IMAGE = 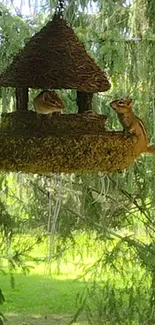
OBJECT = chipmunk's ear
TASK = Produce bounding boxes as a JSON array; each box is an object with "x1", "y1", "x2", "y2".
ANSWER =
[
  {"x1": 43, "y1": 92, "x2": 50, "y2": 102},
  {"x1": 126, "y1": 98, "x2": 132, "y2": 106}
]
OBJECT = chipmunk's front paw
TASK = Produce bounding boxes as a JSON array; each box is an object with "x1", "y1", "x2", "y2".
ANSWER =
[
  {"x1": 83, "y1": 110, "x2": 97, "y2": 115},
  {"x1": 82, "y1": 110, "x2": 100, "y2": 120}
]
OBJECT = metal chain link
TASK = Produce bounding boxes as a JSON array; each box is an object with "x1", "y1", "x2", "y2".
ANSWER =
[{"x1": 55, "y1": 0, "x2": 65, "y2": 18}]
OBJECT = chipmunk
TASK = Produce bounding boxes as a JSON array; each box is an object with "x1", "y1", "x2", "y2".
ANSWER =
[
  {"x1": 110, "y1": 98, "x2": 155, "y2": 154},
  {"x1": 33, "y1": 90, "x2": 64, "y2": 115}
]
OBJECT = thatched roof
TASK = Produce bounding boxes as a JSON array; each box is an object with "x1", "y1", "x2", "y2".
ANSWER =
[{"x1": 0, "y1": 15, "x2": 110, "y2": 92}]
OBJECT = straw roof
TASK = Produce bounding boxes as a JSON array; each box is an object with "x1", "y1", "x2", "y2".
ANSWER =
[{"x1": 0, "y1": 15, "x2": 110, "y2": 92}]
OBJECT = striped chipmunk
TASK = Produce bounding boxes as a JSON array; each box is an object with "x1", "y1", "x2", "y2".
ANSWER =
[
  {"x1": 110, "y1": 98, "x2": 155, "y2": 154},
  {"x1": 33, "y1": 90, "x2": 64, "y2": 115}
]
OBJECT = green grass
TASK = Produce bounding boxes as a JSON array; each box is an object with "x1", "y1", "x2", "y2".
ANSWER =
[
  {"x1": 0, "y1": 273, "x2": 90, "y2": 325},
  {"x1": 0, "y1": 267, "x2": 151, "y2": 325},
  {"x1": 1, "y1": 273, "x2": 86, "y2": 315},
  {"x1": 0, "y1": 233, "x2": 153, "y2": 325}
]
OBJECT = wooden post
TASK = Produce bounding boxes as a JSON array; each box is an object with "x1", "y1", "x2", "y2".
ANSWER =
[
  {"x1": 15, "y1": 87, "x2": 28, "y2": 111},
  {"x1": 77, "y1": 92, "x2": 93, "y2": 113}
]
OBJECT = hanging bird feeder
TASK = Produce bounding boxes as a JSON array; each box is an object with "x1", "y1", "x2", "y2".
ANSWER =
[
  {"x1": 0, "y1": 1, "x2": 142, "y2": 173},
  {"x1": 0, "y1": 6, "x2": 110, "y2": 111}
]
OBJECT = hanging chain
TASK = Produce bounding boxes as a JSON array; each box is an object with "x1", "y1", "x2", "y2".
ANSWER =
[{"x1": 55, "y1": 0, "x2": 65, "y2": 18}]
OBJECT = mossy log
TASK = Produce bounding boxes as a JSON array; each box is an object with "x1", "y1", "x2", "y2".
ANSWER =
[{"x1": 0, "y1": 111, "x2": 142, "y2": 173}]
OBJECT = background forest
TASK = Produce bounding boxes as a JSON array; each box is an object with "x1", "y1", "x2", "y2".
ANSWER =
[{"x1": 1, "y1": 0, "x2": 155, "y2": 324}]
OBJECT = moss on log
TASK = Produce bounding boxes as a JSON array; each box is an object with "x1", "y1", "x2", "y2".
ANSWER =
[{"x1": 0, "y1": 111, "x2": 142, "y2": 173}]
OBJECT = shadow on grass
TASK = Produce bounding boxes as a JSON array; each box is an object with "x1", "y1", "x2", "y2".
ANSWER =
[{"x1": 4, "y1": 313, "x2": 89, "y2": 325}]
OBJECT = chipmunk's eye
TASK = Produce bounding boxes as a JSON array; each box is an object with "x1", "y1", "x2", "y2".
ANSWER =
[{"x1": 44, "y1": 93, "x2": 52, "y2": 102}]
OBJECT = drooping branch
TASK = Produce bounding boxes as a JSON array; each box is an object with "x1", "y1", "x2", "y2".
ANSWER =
[{"x1": 0, "y1": 111, "x2": 143, "y2": 174}]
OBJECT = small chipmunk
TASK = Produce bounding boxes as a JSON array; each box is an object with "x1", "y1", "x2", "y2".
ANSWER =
[
  {"x1": 33, "y1": 90, "x2": 64, "y2": 115},
  {"x1": 110, "y1": 98, "x2": 155, "y2": 154}
]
